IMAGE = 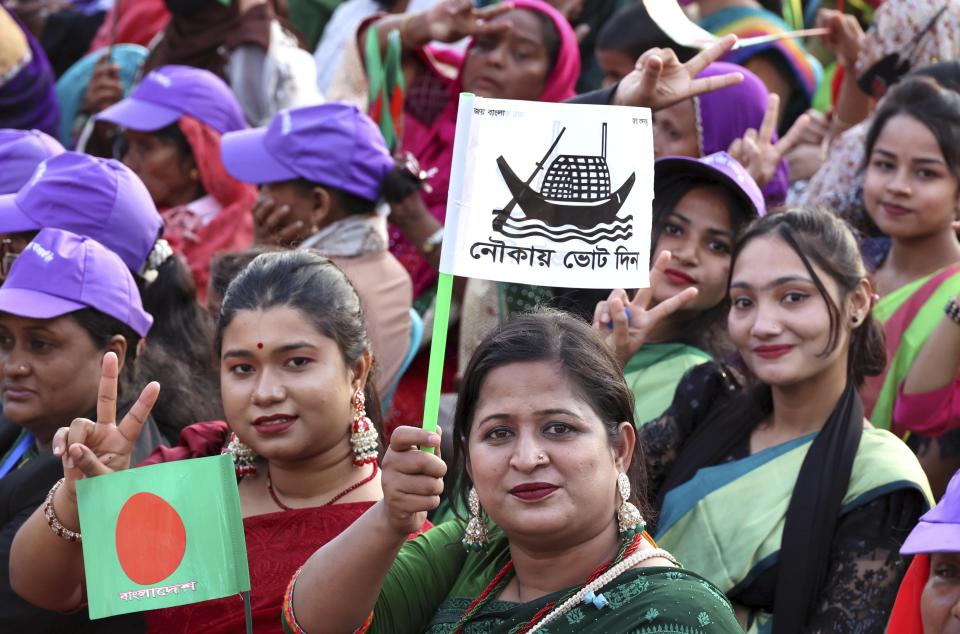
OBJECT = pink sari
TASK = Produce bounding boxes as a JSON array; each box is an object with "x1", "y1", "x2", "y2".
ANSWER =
[{"x1": 391, "y1": 0, "x2": 581, "y2": 298}]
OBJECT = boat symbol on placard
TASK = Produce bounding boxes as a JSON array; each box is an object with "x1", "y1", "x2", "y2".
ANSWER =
[{"x1": 492, "y1": 123, "x2": 635, "y2": 244}]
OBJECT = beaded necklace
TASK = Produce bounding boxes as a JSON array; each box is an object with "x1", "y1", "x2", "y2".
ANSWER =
[
  {"x1": 452, "y1": 532, "x2": 667, "y2": 634},
  {"x1": 267, "y1": 462, "x2": 379, "y2": 511}
]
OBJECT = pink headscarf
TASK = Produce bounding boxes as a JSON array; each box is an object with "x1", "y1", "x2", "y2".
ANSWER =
[{"x1": 393, "y1": 0, "x2": 581, "y2": 297}]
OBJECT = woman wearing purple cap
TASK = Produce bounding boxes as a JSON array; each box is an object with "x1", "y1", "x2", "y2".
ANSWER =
[
  {"x1": 95, "y1": 65, "x2": 257, "y2": 300},
  {"x1": 652, "y1": 62, "x2": 809, "y2": 209},
  {"x1": 634, "y1": 209, "x2": 932, "y2": 631},
  {"x1": 593, "y1": 151, "x2": 764, "y2": 424},
  {"x1": 11, "y1": 250, "x2": 428, "y2": 634},
  {"x1": 0, "y1": 152, "x2": 223, "y2": 445},
  {"x1": 220, "y1": 102, "x2": 416, "y2": 396},
  {"x1": 0, "y1": 228, "x2": 161, "y2": 632},
  {"x1": 888, "y1": 469, "x2": 960, "y2": 632}
]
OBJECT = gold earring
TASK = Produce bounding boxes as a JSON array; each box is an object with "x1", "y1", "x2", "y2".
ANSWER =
[
  {"x1": 462, "y1": 488, "x2": 489, "y2": 551},
  {"x1": 617, "y1": 472, "x2": 645, "y2": 540},
  {"x1": 349, "y1": 389, "x2": 378, "y2": 467},
  {"x1": 223, "y1": 432, "x2": 257, "y2": 477}
]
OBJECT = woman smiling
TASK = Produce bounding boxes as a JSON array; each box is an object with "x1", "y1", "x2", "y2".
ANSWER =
[{"x1": 284, "y1": 311, "x2": 742, "y2": 633}]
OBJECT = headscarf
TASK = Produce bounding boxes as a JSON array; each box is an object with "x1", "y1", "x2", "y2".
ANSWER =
[
  {"x1": 88, "y1": 0, "x2": 171, "y2": 52},
  {"x1": 693, "y1": 62, "x2": 790, "y2": 207},
  {"x1": 0, "y1": 5, "x2": 60, "y2": 138},
  {"x1": 143, "y1": 0, "x2": 271, "y2": 80},
  {"x1": 161, "y1": 115, "x2": 256, "y2": 301},
  {"x1": 854, "y1": 0, "x2": 960, "y2": 79},
  {"x1": 801, "y1": 58, "x2": 960, "y2": 232},
  {"x1": 394, "y1": 0, "x2": 581, "y2": 297}
]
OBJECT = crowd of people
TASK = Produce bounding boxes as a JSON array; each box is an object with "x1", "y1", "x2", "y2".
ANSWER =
[{"x1": 0, "y1": 0, "x2": 959, "y2": 631}]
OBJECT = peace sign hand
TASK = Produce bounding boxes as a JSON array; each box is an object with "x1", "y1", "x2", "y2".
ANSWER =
[
  {"x1": 593, "y1": 251, "x2": 699, "y2": 368},
  {"x1": 424, "y1": 0, "x2": 513, "y2": 44},
  {"x1": 51, "y1": 352, "x2": 160, "y2": 492},
  {"x1": 727, "y1": 93, "x2": 810, "y2": 190},
  {"x1": 613, "y1": 35, "x2": 743, "y2": 111}
]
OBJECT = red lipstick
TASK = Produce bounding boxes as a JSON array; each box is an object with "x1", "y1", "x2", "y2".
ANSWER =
[
  {"x1": 251, "y1": 413, "x2": 297, "y2": 435},
  {"x1": 664, "y1": 268, "x2": 696, "y2": 286},
  {"x1": 753, "y1": 345, "x2": 795, "y2": 360},
  {"x1": 509, "y1": 482, "x2": 560, "y2": 501}
]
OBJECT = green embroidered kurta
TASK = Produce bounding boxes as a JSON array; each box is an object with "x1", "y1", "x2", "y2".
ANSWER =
[{"x1": 367, "y1": 521, "x2": 743, "y2": 633}]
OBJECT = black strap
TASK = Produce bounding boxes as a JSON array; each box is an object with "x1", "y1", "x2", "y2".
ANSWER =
[{"x1": 772, "y1": 383, "x2": 863, "y2": 632}]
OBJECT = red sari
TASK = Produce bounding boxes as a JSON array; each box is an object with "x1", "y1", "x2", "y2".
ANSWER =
[
  {"x1": 146, "y1": 503, "x2": 376, "y2": 633},
  {"x1": 138, "y1": 422, "x2": 428, "y2": 633}
]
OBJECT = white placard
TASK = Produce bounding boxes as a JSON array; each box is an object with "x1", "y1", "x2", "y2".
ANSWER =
[{"x1": 439, "y1": 95, "x2": 653, "y2": 289}]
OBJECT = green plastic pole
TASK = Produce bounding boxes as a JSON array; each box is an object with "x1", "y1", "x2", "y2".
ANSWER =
[{"x1": 420, "y1": 272, "x2": 454, "y2": 453}]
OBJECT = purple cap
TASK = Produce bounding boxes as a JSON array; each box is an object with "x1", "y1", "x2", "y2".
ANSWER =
[
  {"x1": 655, "y1": 152, "x2": 766, "y2": 218},
  {"x1": 220, "y1": 103, "x2": 394, "y2": 202},
  {"x1": 0, "y1": 129, "x2": 64, "y2": 195},
  {"x1": 901, "y1": 470, "x2": 960, "y2": 555},
  {"x1": 0, "y1": 152, "x2": 163, "y2": 273},
  {"x1": 0, "y1": 228, "x2": 152, "y2": 337},
  {"x1": 96, "y1": 65, "x2": 247, "y2": 135}
]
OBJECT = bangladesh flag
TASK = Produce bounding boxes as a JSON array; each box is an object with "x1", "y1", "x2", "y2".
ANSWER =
[{"x1": 76, "y1": 454, "x2": 250, "y2": 621}]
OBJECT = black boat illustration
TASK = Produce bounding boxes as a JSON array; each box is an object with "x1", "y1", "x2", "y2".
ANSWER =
[{"x1": 492, "y1": 123, "x2": 636, "y2": 233}]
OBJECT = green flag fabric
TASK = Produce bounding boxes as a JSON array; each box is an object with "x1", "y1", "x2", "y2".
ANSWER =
[{"x1": 76, "y1": 454, "x2": 250, "y2": 620}]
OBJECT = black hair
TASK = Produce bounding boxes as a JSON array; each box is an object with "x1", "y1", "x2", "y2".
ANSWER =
[
  {"x1": 651, "y1": 177, "x2": 754, "y2": 356},
  {"x1": 529, "y1": 9, "x2": 562, "y2": 80},
  {"x1": 216, "y1": 250, "x2": 381, "y2": 428},
  {"x1": 451, "y1": 309, "x2": 653, "y2": 527},
  {"x1": 134, "y1": 255, "x2": 222, "y2": 442},
  {"x1": 596, "y1": 3, "x2": 698, "y2": 63},
  {"x1": 208, "y1": 245, "x2": 283, "y2": 312},
  {"x1": 292, "y1": 161, "x2": 426, "y2": 217},
  {"x1": 863, "y1": 76, "x2": 960, "y2": 182},
  {"x1": 730, "y1": 208, "x2": 886, "y2": 387},
  {"x1": 69, "y1": 307, "x2": 141, "y2": 371}
]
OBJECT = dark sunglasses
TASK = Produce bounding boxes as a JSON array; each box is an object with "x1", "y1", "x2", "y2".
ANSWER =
[{"x1": 857, "y1": 5, "x2": 948, "y2": 99}]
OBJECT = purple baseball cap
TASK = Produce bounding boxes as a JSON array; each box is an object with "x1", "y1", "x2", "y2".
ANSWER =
[
  {"x1": 0, "y1": 129, "x2": 64, "y2": 195},
  {"x1": 0, "y1": 228, "x2": 152, "y2": 337},
  {"x1": 901, "y1": 469, "x2": 960, "y2": 555},
  {"x1": 96, "y1": 65, "x2": 247, "y2": 135},
  {"x1": 655, "y1": 152, "x2": 766, "y2": 218},
  {"x1": 0, "y1": 152, "x2": 163, "y2": 273},
  {"x1": 220, "y1": 103, "x2": 394, "y2": 202}
]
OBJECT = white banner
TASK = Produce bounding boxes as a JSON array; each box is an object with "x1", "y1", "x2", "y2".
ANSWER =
[{"x1": 439, "y1": 95, "x2": 653, "y2": 289}]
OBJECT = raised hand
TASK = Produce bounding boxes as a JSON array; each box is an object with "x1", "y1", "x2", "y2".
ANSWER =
[
  {"x1": 424, "y1": 0, "x2": 514, "y2": 44},
  {"x1": 613, "y1": 34, "x2": 743, "y2": 111},
  {"x1": 379, "y1": 426, "x2": 446, "y2": 537},
  {"x1": 593, "y1": 251, "x2": 699, "y2": 368},
  {"x1": 816, "y1": 8, "x2": 865, "y2": 70},
  {"x1": 727, "y1": 93, "x2": 810, "y2": 189},
  {"x1": 252, "y1": 195, "x2": 306, "y2": 247},
  {"x1": 81, "y1": 52, "x2": 123, "y2": 116},
  {"x1": 51, "y1": 352, "x2": 159, "y2": 487}
]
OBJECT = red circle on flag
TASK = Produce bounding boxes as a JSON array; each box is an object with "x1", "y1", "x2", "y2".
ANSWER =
[{"x1": 115, "y1": 492, "x2": 187, "y2": 585}]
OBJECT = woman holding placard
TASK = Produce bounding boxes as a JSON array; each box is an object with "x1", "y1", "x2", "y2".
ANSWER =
[{"x1": 283, "y1": 310, "x2": 743, "y2": 633}]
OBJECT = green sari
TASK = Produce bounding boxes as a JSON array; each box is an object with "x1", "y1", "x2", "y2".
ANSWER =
[
  {"x1": 624, "y1": 343, "x2": 713, "y2": 425},
  {"x1": 654, "y1": 428, "x2": 932, "y2": 632},
  {"x1": 863, "y1": 263, "x2": 960, "y2": 434},
  {"x1": 367, "y1": 521, "x2": 743, "y2": 633}
]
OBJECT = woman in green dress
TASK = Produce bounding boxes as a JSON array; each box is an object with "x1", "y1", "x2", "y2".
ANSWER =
[{"x1": 283, "y1": 310, "x2": 743, "y2": 633}]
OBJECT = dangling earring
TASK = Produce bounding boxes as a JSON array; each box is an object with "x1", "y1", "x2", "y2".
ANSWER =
[
  {"x1": 616, "y1": 472, "x2": 645, "y2": 540},
  {"x1": 223, "y1": 432, "x2": 257, "y2": 477},
  {"x1": 462, "y1": 487, "x2": 489, "y2": 551},
  {"x1": 349, "y1": 389, "x2": 379, "y2": 467}
]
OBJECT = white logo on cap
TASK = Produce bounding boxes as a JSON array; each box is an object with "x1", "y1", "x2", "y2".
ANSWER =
[
  {"x1": 280, "y1": 110, "x2": 292, "y2": 135},
  {"x1": 150, "y1": 72, "x2": 173, "y2": 88},
  {"x1": 26, "y1": 242, "x2": 54, "y2": 263},
  {"x1": 28, "y1": 161, "x2": 47, "y2": 189}
]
